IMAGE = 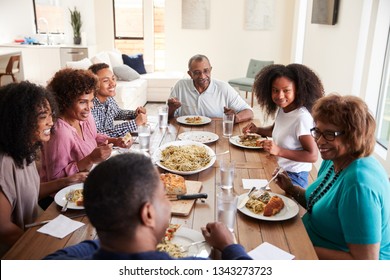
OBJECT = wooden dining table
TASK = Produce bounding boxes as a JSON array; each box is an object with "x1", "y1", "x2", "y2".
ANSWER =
[{"x1": 2, "y1": 117, "x2": 318, "y2": 260}]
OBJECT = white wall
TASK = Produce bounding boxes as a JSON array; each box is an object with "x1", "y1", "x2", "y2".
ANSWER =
[
  {"x1": 302, "y1": 0, "x2": 363, "y2": 95},
  {"x1": 164, "y1": 0, "x2": 296, "y2": 80}
]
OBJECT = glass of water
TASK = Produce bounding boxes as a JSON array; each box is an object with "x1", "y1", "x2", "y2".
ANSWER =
[
  {"x1": 219, "y1": 159, "x2": 235, "y2": 189},
  {"x1": 158, "y1": 105, "x2": 168, "y2": 129},
  {"x1": 223, "y1": 113, "x2": 235, "y2": 138},
  {"x1": 217, "y1": 189, "x2": 238, "y2": 232},
  {"x1": 138, "y1": 124, "x2": 151, "y2": 152}
]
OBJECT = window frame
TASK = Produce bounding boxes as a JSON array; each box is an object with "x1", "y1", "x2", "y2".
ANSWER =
[
  {"x1": 32, "y1": 0, "x2": 65, "y2": 35},
  {"x1": 113, "y1": 0, "x2": 144, "y2": 40}
]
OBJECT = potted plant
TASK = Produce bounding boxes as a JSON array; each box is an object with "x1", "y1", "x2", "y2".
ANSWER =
[{"x1": 69, "y1": 7, "x2": 82, "y2": 45}]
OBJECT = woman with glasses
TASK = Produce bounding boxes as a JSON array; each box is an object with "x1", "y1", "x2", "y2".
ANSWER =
[
  {"x1": 243, "y1": 63, "x2": 324, "y2": 188},
  {"x1": 275, "y1": 94, "x2": 390, "y2": 259}
]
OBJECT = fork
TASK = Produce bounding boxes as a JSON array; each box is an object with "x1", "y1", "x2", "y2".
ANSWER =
[
  {"x1": 179, "y1": 240, "x2": 206, "y2": 253},
  {"x1": 260, "y1": 167, "x2": 284, "y2": 190},
  {"x1": 61, "y1": 190, "x2": 73, "y2": 212}
]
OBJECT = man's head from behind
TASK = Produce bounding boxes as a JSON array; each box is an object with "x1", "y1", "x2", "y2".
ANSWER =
[
  {"x1": 84, "y1": 153, "x2": 171, "y2": 242},
  {"x1": 88, "y1": 63, "x2": 116, "y2": 100}
]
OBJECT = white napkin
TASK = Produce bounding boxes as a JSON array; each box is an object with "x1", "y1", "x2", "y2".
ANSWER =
[
  {"x1": 242, "y1": 179, "x2": 268, "y2": 190},
  {"x1": 37, "y1": 214, "x2": 85, "y2": 239},
  {"x1": 248, "y1": 242, "x2": 295, "y2": 260}
]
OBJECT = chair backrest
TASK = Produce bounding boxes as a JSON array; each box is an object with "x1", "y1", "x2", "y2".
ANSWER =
[
  {"x1": 246, "y1": 59, "x2": 274, "y2": 79},
  {"x1": 5, "y1": 55, "x2": 21, "y2": 74}
]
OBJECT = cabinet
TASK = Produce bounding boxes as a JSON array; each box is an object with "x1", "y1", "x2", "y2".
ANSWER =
[{"x1": 0, "y1": 45, "x2": 94, "y2": 85}]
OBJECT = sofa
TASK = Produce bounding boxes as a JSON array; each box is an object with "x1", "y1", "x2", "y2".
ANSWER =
[{"x1": 65, "y1": 50, "x2": 184, "y2": 110}]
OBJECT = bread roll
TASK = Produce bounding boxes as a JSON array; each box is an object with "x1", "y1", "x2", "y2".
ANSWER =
[
  {"x1": 160, "y1": 173, "x2": 187, "y2": 195},
  {"x1": 263, "y1": 196, "x2": 284, "y2": 216}
]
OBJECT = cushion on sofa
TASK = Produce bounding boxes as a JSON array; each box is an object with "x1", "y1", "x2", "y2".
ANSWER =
[
  {"x1": 108, "y1": 50, "x2": 123, "y2": 68},
  {"x1": 65, "y1": 58, "x2": 92, "y2": 69},
  {"x1": 113, "y1": 65, "x2": 140, "y2": 81},
  {"x1": 91, "y1": 52, "x2": 112, "y2": 69},
  {"x1": 122, "y1": 54, "x2": 147, "y2": 74}
]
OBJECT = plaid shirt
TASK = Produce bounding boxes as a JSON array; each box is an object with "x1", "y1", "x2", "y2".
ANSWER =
[{"x1": 91, "y1": 97, "x2": 137, "y2": 137}]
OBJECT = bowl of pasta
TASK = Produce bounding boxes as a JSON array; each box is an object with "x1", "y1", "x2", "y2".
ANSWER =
[{"x1": 152, "y1": 140, "x2": 216, "y2": 175}]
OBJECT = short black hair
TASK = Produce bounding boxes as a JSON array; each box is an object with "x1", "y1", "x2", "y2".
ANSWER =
[
  {"x1": 0, "y1": 81, "x2": 57, "y2": 168},
  {"x1": 84, "y1": 153, "x2": 160, "y2": 236},
  {"x1": 88, "y1": 63, "x2": 110, "y2": 75}
]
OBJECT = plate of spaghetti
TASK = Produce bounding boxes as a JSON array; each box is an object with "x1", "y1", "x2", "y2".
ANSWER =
[
  {"x1": 54, "y1": 183, "x2": 84, "y2": 210},
  {"x1": 152, "y1": 140, "x2": 216, "y2": 175}
]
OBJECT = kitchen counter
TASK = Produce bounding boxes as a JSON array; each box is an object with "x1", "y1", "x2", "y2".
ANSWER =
[{"x1": 0, "y1": 43, "x2": 89, "y2": 49}]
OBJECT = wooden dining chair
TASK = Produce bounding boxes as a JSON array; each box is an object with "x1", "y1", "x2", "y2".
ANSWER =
[
  {"x1": 228, "y1": 59, "x2": 273, "y2": 107},
  {"x1": 0, "y1": 55, "x2": 21, "y2": 86}
]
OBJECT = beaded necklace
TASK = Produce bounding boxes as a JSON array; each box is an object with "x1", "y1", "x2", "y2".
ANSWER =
[{"x1": 307, "y1": 165, "x2": 341, "y2": 214}]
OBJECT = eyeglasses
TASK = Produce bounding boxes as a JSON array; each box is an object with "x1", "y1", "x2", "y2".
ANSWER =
[
  {"x1": 190, "y1": 68, "x2": 211, "y2": 77},
  {"x1": 310, "y1": 127, "x2": 345, "y2": 141}
]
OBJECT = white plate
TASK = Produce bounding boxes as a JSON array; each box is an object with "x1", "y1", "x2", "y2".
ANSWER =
[
  {"x1": 178, "y1": 131, "x2": 219, "y2": 144},
  {"x1": 229, "y1": 135, "x2": 264, "y2": 149},
  {"x1": 177, "y1": 115, "x2": 212, "y2": 126},
  {"x1": 237, "y1": 192, "x2": 299, "y2": 221},
  {"x1": 54, "y1": 184, "x2": 84, "y2": 210},
  {"x1": 172, "y1": 227, "x2": 211, "y2": 258},
  {"x1": 152, "y1": 140, "x2": 216, "y2": 175}
]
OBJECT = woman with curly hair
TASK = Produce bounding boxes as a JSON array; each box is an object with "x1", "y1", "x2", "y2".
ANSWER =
[
  {"x1": 243, "y1": 64, "x2": 324, "y2": 188},
  {"x1": 40, "y1": 69, "x2": 132, "y2": 196},
  {"x1": 0, "y1": 81, "x2": 87, "y2": 255}
]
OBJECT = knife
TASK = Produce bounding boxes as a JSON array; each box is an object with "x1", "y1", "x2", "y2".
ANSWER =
[
  {"x1": 237, "y1": 186, "x2": 257, "y2": 209},
  {"x1": 25, "y1": 213, "x2": 87, "y2": 229},
  {"x1": 168, "y1": 193, "x2": 208, "y2": 201}
]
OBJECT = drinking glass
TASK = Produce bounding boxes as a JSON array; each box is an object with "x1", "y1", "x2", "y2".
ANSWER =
[
  {"x1": 223, "y1": 113, "x2": 235, "y2": 138},
  {"x1": 158, "y1": 105, "x2": 168, "y2": 129},
  {"x1": 219, "y1": 159, "x2": 235, "y2": 189},
  {"x1": 138, "y1": 124, "x2": 151, "y2": 152},
  {"x1": 217, "y1": 189, "x2": 238, "y2": 232}
]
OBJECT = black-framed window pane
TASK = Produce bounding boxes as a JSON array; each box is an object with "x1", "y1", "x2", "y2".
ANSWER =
[
  {"x1": 114, "y1": 0, "x2": 144, "y2": 39},
  {"x1": 33, "y1": 0, "x2": 65, "y2": 34}
]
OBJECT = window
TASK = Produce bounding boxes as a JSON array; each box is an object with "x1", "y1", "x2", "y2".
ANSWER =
[
  {"x1": 376, "y1": 28, "x2": 390, "y2": 149},
  {"x1": 114, "y1": 0, "x2": 166, "y2": 71},
  {"x1": 113, "y1": 0, "x2": 144, "y2": 39},
  {"x1": 33, "y1": 0, "x2": 65, "y2": 34}
]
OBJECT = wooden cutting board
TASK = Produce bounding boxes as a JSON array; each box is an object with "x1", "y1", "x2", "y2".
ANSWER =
[{"x1": 171, "y1": 180, "x2": 202, "y2": 216}]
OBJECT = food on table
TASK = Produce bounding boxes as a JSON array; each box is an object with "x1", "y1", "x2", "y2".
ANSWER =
[
  {"x1": 160, "y1": 145, "x2": 211, "y2": 172},
  {"x1": 163, "y1": 223, "x2": 181, "y2": 241},
  {"x1": 245, "y1": 198, "x2": 266, "y2": 214},
  {"x1": 185, "y1": 116, "x2": 202, "y2": 124},
  {"x1": 160, "y1": 173, "x2": 187, "y2": 198},
  {"x1": 156, "y1": 224, "x2": 185, "y2": 258},
  {"x1": 263, "y1": 196, "x2": 285, "y2": 217},
  {"x1": 156, "y1": 240, "x2": 185, "y2": 258},
  {"x1": 122, "y1": 132, "x2": 132, "y2": 143},
  {"x1": 65, "y1": 189, "x2": 84, "y2": 206},
  {"x1": 238, "y1": 133, "x2": 264, "y2": 147},
  {"x1": 245, "y1": 191, "x2": 284, "y2": 216}
]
